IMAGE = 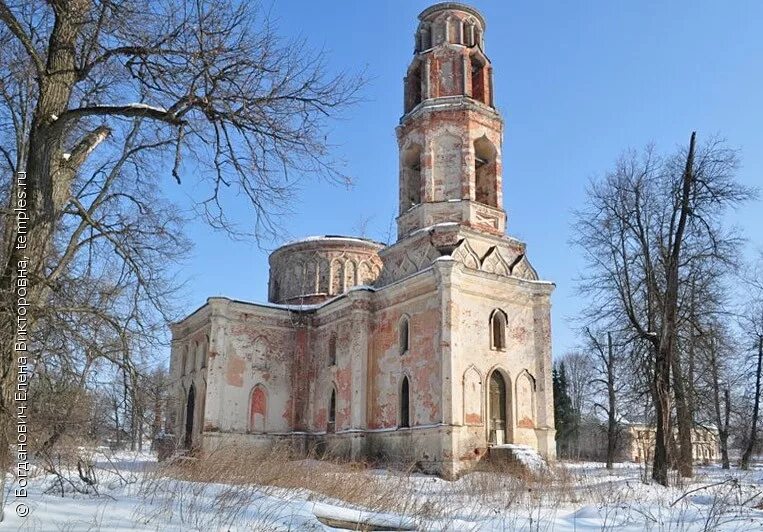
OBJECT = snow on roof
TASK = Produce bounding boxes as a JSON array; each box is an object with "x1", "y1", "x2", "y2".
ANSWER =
[{"x1": 279, "y1": 234, "x2": 386, "y2": 248}]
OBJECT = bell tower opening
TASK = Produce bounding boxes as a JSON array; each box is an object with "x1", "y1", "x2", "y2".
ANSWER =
[
  {"x1": 404, "y1": 61, "x2": 423, "y2": 114},
  {"x1": 470, "y1": 55, "x2": 486, "y2": 104},
  {"x1": 474, "y1": 136, "x2": 498, "y2": 207},
  {"x1": 401, "y1": 143, "x2": 422, "y2": 212}
]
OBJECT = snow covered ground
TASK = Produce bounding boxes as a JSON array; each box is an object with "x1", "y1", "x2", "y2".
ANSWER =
[{"x1": 3, "y1": 450, "x2": 763, "y2": 531}]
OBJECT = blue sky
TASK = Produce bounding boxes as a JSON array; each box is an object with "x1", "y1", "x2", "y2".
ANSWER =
[{"x1": 164, "y1": 1, "x2": 763, "y2": 358}]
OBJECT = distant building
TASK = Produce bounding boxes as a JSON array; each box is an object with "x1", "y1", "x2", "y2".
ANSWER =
[
  {"x1": 625, "y1": 424, "x2": 720, "y2": 464},
  {"x1": 167, "y1": 2, "x2": 556, "y2": 478}
]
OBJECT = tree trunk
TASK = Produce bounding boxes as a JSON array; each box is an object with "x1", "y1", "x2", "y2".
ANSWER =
[
  {"x1": 652, "y1": 132, "x2": 696, "y2": 486},
  {"x1": 709, "y1": 338, "x2": 730, "y2": 469},
  {"x1": 606, "y1": 332, "x2": 617, "y2": 469},
  {"x1": 0, "y1": 3, "x2": 87, "y2": 519},
  {"x1": 652, "y1": 346, "x2": 672, "y2": 485},
  {"x1": 741, "y1": 335, "x2": 763, "y2": 470},
  {"x1": 720, "y1": 387, "x2": 731, "y2": 469},
  {"x1": 671, "y1": 348, "x2": 694, "y2": 477}
]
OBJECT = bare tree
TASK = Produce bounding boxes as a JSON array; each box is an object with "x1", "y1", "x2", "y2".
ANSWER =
[
  {"x1": 740, "y1": 269, "x2": 763, "y2": 469},
  {"x1": 0, "y1": 0, "x2": 364, "y2": 516},
  {"x1": 573, "y1": 133, "x2": 754, "y2": 485},
  {"x1": 585, "y1": 329, "x2": 620, "y2": 468}
]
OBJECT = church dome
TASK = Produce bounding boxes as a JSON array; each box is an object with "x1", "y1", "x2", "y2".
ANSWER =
[{"x1": 268, "y1": 236, "x2": 384, "y2": 305}]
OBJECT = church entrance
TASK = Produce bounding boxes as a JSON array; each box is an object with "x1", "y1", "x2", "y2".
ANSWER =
[
  {"x1": 184, "y1": 385, "x2": 195, "y2": 449},
  {"x1": 488, "y1": 371, "x2": 508, "y2": 445}
]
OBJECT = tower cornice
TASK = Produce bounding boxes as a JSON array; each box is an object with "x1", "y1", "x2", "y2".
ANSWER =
[{"x1": 419, "y1": 3, "x2": 486, "y2": 29}]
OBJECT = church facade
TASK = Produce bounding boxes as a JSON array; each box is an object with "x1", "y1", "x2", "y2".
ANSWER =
[{"x1": 168, "y1": 2, "x2": 556, "y2": 478}]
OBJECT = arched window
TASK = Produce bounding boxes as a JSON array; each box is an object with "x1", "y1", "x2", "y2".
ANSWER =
[
  {"x1": 490, "y1": 309, "x2": 507, "y2": 350},
  {"x1": 179, "y1": 346, "x2": 187, "y2": 376},
  {"x1": 464, "y1": 20, "x2": 476, "y2": 47},
  {"x1": 404, "y1": 61, "x2": 422, "y2": 113},
  {"x1": 400, "y1": 376, "x2": 410, "y2": 428},
  {"x1": 184, "y1": 384, "x2": 195, "y2": 449},
  {"x1": 401, "y1": 143, "x2": 423, "y2": 212},
  {"x1": 327, "y1": 388, "x2": 336, "y2": 433},
  {"x1": 399, "y1": 316, "x2": 410, "y2": 355},
  {"x1": 474, "y1": 136, "x2": 498, "y2": 207},
  {"x1": 470, "y1": 54, "x2": 486, "y2": 103},
  {"x1": 419, "y1": 23, "x2": 431, "y2": 51},
  {"x1": 328, "y1": 334, "x2": 337, "y2": 366}
]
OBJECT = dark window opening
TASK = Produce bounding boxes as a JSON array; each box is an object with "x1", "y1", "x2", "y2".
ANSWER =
[
  {"x1": 405, "y1": 63, "x2": 422, "y2": 113},
  {"x1": 399, "y1": 317, "x2": 410, "y2": 355},
  {"x1": 184, "y1": 385, "x2": 195, "y2": 449},
  {"x1": 328, "y1": 334, "x2": 337, "y2": 366},
  {"x1": 471, "y1": 56, "x2": 485, "y2": 103},
  {"x1": 400, "y1": 377, "x2": 410, "y2": 428},
  {"x1": 327, "y1": 388, "x2": 336, "y2": 433}
]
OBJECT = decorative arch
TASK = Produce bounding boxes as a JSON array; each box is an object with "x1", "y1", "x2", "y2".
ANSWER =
[
  {"x1": 399, "y1": 375, "x2": 411, "y2": 428},
  {"x1": 304, "y1": 258, "x2": 319, "y2": 294},
  {"x1": 318, "y1": 257, "x2": 331, "y2": 293},
  {"x1": 202, "y1": 335, "x2": 210, "y2": 368},
  {"x1": 248, "y1": 384, "x2": 267, "y2": 432},
  {"x1": 343, "y1": 260, "x2": 357, "y2": 292},
  {"x1": 516, "y1": 370, "x2": 536, "y2": 429},
  {"x1": 431, "y1": 132, "x2": 463, "y2": 201},
  {"x1": 462, "y1": 365, "x2": 483, "y2": 425},
  {"x1": 510, "y1": 254, "x2": 539, "y2": 281},
  {"x1": 196, "y1": 341, "x2": 205, "y2": 370},
  {"x1": 330, "y1": 258, "x2": 344, "y2": 295},
  {"x1": 481, "y1": 246, "x2": 511, "y2": 277},
  {"x1": 398, "y1": 314, "x2": 411, "y2": 355},
  {"x1": 452, "y1": 238, "x2": 480, "y2": 270},
  {"x1": 489, "y1": 309, "x2": 508, "y2": 350},
  {"x1": 252, "y1": 336, "x2": 268, "y2": 369},
  {"x1": 187, "y1": 342, "x2": 197, "y2": 373}
]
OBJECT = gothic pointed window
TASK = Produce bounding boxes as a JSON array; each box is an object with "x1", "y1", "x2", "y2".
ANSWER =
[
  {"x1": 327, "y1": 388, "x2": 336, "y2": 433},
  {"x1": 490, "y1": 309, "x2": 507, "y2": 350},
  {"x1": 400, "y1": 376, "x2": 410, "y2": 428},
  {"x1": 328, "y1": 334, "x2": 337, "y2": 366},
  {"x1": 399, "y1": 316, "x2": 410, "y2": 355}
]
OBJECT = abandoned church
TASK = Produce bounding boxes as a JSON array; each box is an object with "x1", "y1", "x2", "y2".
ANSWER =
[{"x1": 168, "y1": 2, "x2": 556, "y2": 478}]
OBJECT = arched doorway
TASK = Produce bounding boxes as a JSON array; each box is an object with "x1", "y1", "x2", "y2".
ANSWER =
[
  {"x1": 488, "y1": 371, "x2": 508, "y2": 445},
  {"x1": 184, "y1": 385, "x2": 195, "y2": 449}
]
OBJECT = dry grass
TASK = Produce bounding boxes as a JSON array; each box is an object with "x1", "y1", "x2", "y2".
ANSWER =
[
  {"x1": 136, "y1": 443, "x2": 586, "y2": 530},
  {"x1": 132, "y1": 447, "x2": 763, "y2": 531}
]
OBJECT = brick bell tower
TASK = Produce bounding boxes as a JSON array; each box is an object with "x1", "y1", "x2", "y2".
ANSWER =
[{"x1": 396, "y1": 2, "x2": 505, "y2": 240}]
